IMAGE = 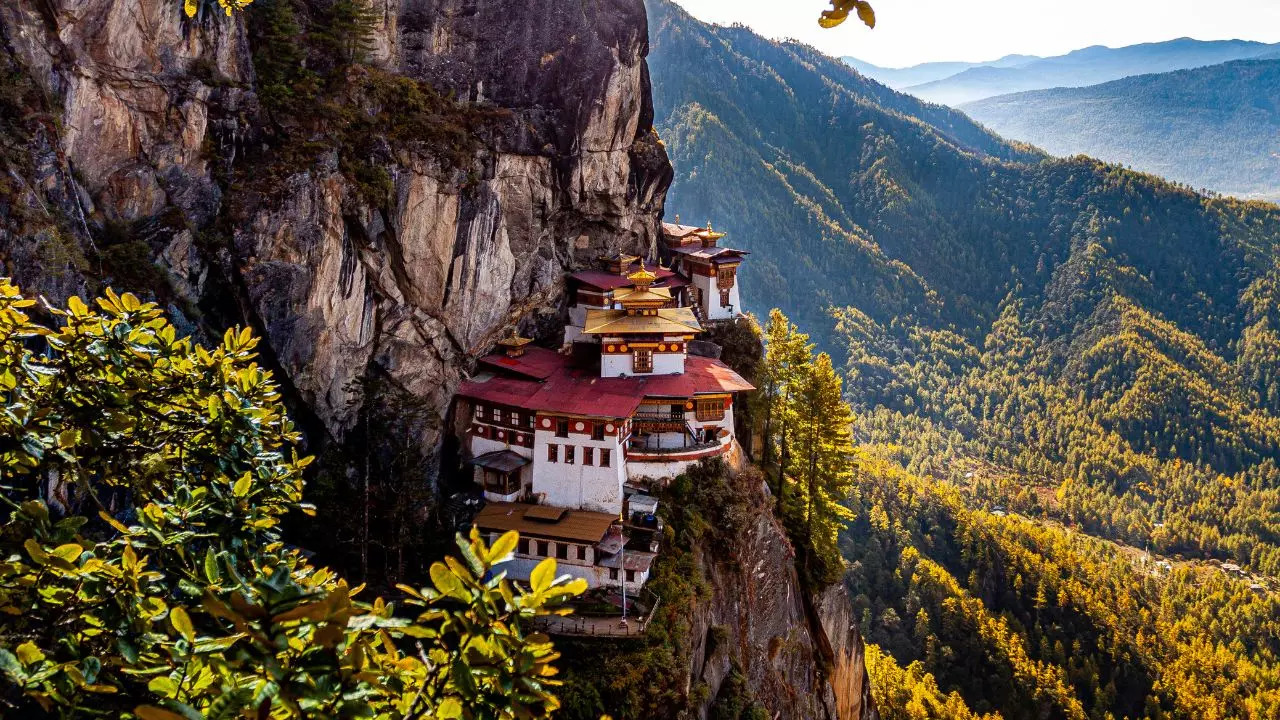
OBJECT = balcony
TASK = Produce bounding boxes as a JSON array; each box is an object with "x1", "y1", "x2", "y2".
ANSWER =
[{"x1": 631, "y1": 410, "x2": 686, "y2": 422}]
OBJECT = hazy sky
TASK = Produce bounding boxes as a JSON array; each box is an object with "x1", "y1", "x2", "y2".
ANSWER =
[{"x1": 672, "y1": 0, "x2": 1280, "y2": 68}]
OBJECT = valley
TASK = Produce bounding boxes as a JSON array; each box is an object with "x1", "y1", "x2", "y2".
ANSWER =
[{"x1": 649, "y1": 0, "x2": 1280, "y2": 716}]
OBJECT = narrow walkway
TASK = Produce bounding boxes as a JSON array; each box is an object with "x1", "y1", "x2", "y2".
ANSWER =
[{"x1": 532, "y1": 613, "x2": 651, "y2": 637}]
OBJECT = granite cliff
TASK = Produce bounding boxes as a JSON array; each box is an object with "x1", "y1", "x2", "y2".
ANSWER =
[{"x1": 0, "y1": 1, "x2": 874, "y2": 716}]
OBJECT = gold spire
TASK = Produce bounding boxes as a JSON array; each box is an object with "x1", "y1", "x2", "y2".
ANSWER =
[
  {"x1": 627, "y1": 259, "x2": 658, "y2": 289},
  {"x1": 497, "y1": 328, "x2": 533, "y2": 357}
]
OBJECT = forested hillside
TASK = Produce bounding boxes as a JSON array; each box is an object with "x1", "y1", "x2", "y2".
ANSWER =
[
  {"x1": 963, "y1": 59, "x2": 1280, "y2": 202},
  {"x1": 647, "y1": 0, "x2": 1280, "y2": 716}
]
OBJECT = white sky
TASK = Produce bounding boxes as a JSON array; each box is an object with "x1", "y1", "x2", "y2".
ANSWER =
[{"x1": 672, "y1": 0, "x2": 1280, "y2": 68}]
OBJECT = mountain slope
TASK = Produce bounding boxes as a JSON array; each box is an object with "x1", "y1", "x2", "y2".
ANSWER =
[
  {"x1": 903, "y1": 37, "x2": 1280, "y2": 105},
  {"x1": 963, "y1": 59, "x2": 1280, "y2": 202},
  {"x1": 647, "y1": 1, "x2": 1280, "y2": 716}
]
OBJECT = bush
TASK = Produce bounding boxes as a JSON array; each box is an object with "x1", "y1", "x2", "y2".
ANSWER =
[{"x1": 0, "y1": 280, "x2": 584, "y2": 718}]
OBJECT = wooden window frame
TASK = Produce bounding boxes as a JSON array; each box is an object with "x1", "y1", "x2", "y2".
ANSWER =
[
  {"x1": 633, "y1": 348, "x2": 653, "y2": 373},
  {"x1": 583, "y1": 447, "x2": 594, "y2": 466},
  {"x1": 556, "y1": 418, "x2": 570, "y2": 438},
  {"x1": 565, "y1": 445, "x2": 575, "y2": 465},
  {"x1": 600, "y1": 448, "x2": 611, "y2": 468},
  {"x1": 695, "y1": 398, "x2": 726, "y2": 422},
  {"x1": 547, "y1": 444, "x2": 558, "y2": 463}
]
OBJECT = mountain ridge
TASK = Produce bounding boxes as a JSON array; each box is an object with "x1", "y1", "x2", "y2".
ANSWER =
[
  {"x1": 881, "y1": 37, "x2": 1280, "y2": 105},
  {"x1": 962, "y1": 57, "x2": 1280, "y2": 201}
]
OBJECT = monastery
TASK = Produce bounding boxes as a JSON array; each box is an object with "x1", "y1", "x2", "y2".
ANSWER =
[{"x1": 454, "y1": 220, "x2": 752, "y2": 593}]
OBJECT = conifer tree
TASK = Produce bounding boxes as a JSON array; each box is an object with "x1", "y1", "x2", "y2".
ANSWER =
[{"x1": 758, "y1": 309, "x2": 813, "y2": 514}]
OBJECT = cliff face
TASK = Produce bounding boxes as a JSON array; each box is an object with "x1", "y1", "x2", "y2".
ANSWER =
[
  {"x1": 689, "y1": 477, "x2": 877, "y2": 720},
  {"x1": 0, "y1": 0, "x2": 669, "y2": 448}
]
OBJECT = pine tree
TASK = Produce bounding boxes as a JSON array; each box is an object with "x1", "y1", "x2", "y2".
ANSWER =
[
  {"x1": 311, "y1": 0, "x2": 379, "y2": 69},
  {"x1": 758, "y1": 309, "x2": 813, "y2": 515}
]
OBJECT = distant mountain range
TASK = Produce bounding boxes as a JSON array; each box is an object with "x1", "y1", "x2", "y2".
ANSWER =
[
  {"x1": 840, "y1": 53, "x2": 1038, "y2": 90},
  {"x1": 845, "y1": 38, "x2": 1280, "y2": 106},
  {"x1": 963, "y1": 58, "x2": 1280, "y2": 202}
]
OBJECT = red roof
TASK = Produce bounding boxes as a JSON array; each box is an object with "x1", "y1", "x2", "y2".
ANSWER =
[
  {"x1": 458, "y1": 352, "x2": 755, "y2": 419},
  {"x1": 478, "y1": 346, "x2": 565, "y2": 380}
]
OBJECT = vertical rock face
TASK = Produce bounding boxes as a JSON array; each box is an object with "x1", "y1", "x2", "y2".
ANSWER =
[
  {"x1": 688, "y1": 478, "x2": 877, "y2": 720},
  {"x1": 0, "y1": 0, "x2": 670, "y2": 448},
  {"x1": 231, "y1": 0, "x2": 672, "y2": 444}
]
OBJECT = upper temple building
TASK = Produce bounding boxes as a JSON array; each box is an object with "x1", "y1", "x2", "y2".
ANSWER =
[
  {"x1": 659, "y1": 218, "x2": 748, "y2": 321},
  {"x1": 452, "y1": 215, "x2": 752, "y2": 594}
]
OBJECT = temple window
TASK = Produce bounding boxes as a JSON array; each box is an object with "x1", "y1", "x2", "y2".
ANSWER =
[
  {"x1": 565, "y1": 446, "x2": 576, "y2": 465},
  {"x1": 583, "y1": 447, "x2": 594, "y2": 466},
  {"x1": 600, "y1": 448, "x2": 611, "y2": 467},
  {"x1": 547, "y1": 444, "x2": 558, "y2": 462},
  {"x1": 696, "y1": 398, "x2": 726, "y2": 422},
  {"x1": 634, "y1": 348, "x2": 653, "y2": 373},
  {"x1": 556, "y1": 418, "x2": 569, "y2": 438}
]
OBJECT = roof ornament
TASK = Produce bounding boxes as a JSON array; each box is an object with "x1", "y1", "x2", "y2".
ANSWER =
[
  {"x1": 627, "y1": 259, "x2": 658, "y2": 289},
  {"x1": 497, "y1": 328, "x2": 533, "y2": 357}
]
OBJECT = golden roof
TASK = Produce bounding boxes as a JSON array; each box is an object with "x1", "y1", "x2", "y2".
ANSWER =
[
  {"x1": 583, "y1": 307, "x2": 702, "y2": 335},
  {"x1": 700, "y1": 221, "x2": 726, "y2": 241},
  {"x1": 614, "y1": 286, "x2": 673, "y2": 306}
]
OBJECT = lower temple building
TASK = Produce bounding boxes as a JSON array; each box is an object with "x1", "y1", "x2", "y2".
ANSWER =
[{"x1": 455, "y1": 219, "x2": 753, "y2": 592}]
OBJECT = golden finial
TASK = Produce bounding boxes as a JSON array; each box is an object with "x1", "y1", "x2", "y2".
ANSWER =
[
  {"x1": 627, "y1": 259, "x2": 658, "y2": 288},
  {"x1": 497, "y1": 328, "x2": 533, "y2": 357}
]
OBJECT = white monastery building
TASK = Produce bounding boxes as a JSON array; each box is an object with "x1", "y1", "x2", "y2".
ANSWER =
[{"x1": 454, "y1": 217, "x2": 752, "y2": 593}]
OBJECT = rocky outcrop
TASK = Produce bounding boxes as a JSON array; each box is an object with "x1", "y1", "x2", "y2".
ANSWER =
[
  {"x1": 0, "y1": 0, "x2": 669, "y2": 449},
  {"x1": 687, "y1": 477, "x2": 877, "y2": 720}
]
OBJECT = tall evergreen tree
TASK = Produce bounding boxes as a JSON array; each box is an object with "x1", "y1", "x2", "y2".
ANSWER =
[
  {"x1": 758, "y1": 310, "x2": 813, "y2": 514},
  {"x1": 791, "y1": 351, "x2": 856, "y2": 582}
]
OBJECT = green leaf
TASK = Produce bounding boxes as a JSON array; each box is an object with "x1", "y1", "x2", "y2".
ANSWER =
[
  {"x1": 0, "y1": 649, "x2": 23, "y2": 679},
  {"x1": 148, "y1": 676, "x2": 179, "y2": 697},
  {"x1": 52, "y1": 543, "x2": 84, "y2": 563},
  {"x1": 487, "y1": 530, "x2": 519, "y2": 563},
  {"x1": 203, "y1": 548, "x2": 220, "y2": 585},
  {"x1": 430, "y1": 562, "x2": 468, "y2": 601},
  {"x1": 231, "y1": 473, "x2": 252, "y2": 498},
  {"x1": 23, "y1": 538, "x2": 49, "y2": 565},
  {"x1": 170, "y1": 607, "x2": 196, "y2": 643},
  {"x1": 529, "y1": 558, "x2": 556, "y2": 593},
  {"x1": 15, "y1": 642, "x2": 44, "y2": 666}
]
